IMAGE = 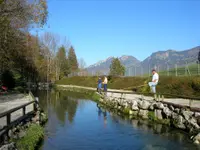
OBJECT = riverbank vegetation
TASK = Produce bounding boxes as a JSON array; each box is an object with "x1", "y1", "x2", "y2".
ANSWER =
[
  {"x1": 16, "y1": 124, "x2": 44, "y2": 150},
  {"x1": 0, "y1": 0, "x2": 82, "y2": 92},
  {"x1": 56, "y1": 76, "x2": 200, "y2": 97}
]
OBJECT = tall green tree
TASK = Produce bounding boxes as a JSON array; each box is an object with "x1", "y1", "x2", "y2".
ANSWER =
[
  {"x1": 109, "y1": 58, "x2": 125, "y2": 76},
  {"x1": 68, "y1": 46, "x2": 78, "y2": 72},
  {"x1": 56, "y1": 46, "x2": 69, "y2": 79}
]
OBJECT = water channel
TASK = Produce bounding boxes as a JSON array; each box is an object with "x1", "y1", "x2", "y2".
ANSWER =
[{"x1": 33, "y1": 90, "x2": 200, "y2": 150}]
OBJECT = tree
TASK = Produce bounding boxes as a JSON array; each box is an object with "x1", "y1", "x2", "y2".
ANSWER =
[
  {"x1": 109, "y1": 58, "x2": 125, "y2": 76},
  {"x1": 68, "y1": 46, "x2": 78, "y2": 72},
  {"x1": 56, "y1": 46, "x2": 69, "y2": 79},
  {"x1": 78, "y1": 58, "x2": 86, "y2": 70}
]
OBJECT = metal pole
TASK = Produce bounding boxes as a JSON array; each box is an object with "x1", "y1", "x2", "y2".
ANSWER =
[
  {"x1": 198, "y1": 61, "x2": 200, "y2": 75},
  {"x1": 134, "y1": 66, "x2": 136, "y2": 76},
  {"x1": 167, "y1": 64, "x2": 169, "y2": 76},
  {"x1": 149, "y1": 64, "x2": 150, "y2": 76},
  {"x1": 175, "y1": 64, "x2": 177, "y2": 76}
]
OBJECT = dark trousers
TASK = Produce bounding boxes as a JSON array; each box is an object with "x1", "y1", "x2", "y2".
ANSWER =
[{"x1": 104, "y1": 84, "x2": 107, "y2": 92}]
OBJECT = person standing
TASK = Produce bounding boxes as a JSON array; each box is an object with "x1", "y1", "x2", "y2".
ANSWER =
[
  {"x1": 103, "y1": 76, "x2": 108, "y2": 92},
  {"x1": 148, "y1": 69, "x2": 159, "y2": 93},
  {"x1": 97, "y1": 77, "x2": 102, "y2": 93}
]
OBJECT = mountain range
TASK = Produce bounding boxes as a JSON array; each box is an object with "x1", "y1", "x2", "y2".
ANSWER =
[{"x1": 87, "y1": 46, "x2": 200, "y2": 75}]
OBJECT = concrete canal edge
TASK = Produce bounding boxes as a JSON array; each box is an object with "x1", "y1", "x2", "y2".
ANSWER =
[{"x1": 57, "y1": 85, "x2": 200, "y2": 145}]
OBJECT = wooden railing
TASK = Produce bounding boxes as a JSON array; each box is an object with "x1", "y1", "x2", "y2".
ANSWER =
[{"x1": 0, "y1": 98, "x2": 39, "y2": 142}]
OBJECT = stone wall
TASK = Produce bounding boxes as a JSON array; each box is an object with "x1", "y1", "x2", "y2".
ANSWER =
[{"x1": 99, "y1": 94, "x2": 200, "y2": 144}]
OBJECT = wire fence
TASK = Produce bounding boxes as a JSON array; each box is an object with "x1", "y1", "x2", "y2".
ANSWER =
[
  {"x1": 125, "y1": 63, "x2": 200, "y2": 77},
  {"x1": 68, "y1": 63, "x2": 200, "y2": 77}
]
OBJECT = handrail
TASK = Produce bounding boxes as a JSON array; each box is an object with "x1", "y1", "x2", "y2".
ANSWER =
[{"x1": 0, "y1": 100, "x2": 37, "y2": 119}]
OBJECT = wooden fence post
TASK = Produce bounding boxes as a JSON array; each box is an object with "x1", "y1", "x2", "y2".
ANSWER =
[
  {"x1": 23, "y1": 106, "x2": 26, "y2": 116},
  {"x1": 33, "y1": 102, "x2": 37, "y2": 111},
  {"x1": 6, "y1": 114, "x2": 11, "y2": 126}
]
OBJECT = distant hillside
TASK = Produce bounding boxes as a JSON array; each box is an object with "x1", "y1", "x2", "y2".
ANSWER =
[
  {"x1": 87, "y1": 55, "x2": 140, "y2": 74},
  {"x1": 87, "y1": 46, "x2": 200, "y2": 76},
  {"x1": 141, "y1": 46, "x2": 200, "y2": 75}
]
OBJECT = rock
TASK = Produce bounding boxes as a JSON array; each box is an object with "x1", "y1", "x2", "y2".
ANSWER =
[
  {"x1": 138, "y1": 109, "x2": 148, "y2": 119},
  {"x1": 118, "y1": 106, "x2": 122, "y2": 110},
  {"x1": 174, "y1": 108, "x2": 180, "y2": 114},
  {"x1": 123, "y1": 101, "x2": 129, "y2": 108},
  {"x1": 169, "y1": 105, "x2": 174, "y2": 111},
  {"x1": 154, "y1": 102, "x2": 164, "y2": 110},
  {"x1": 154, "y1": 109, "x2": 163, "y2": 120},
  {"x1": 193, "y1": 133, "x2": 200, "y2": 144},
  {"x1": 149, "y1": 103, "x2": 156, "y2": 111},
  {"x1": 182, "y1": 111, "x2": 193, "y2": 121},
  {"x1": 173, "y1": 115, "x2": 186, "y2": 130},
  {"x1": 138, "y1": 100, "x2": 150, "y2": 110},
  {"x1": 0, "y1": 142, "x2": 16, "y2": 150},
  {"x1": 131, "y1": 100, "x2": 139, "y2": 111},
  {"x1": 163, "y1": 107, "x2": 172, "y2": 118},
  {"x1": 8, "y1": 130, "x2": 14, "y2": 138},
  {"x1": 197, "y1": 116, "x2": 200, "y2": 126},
  {"x1": 194, "y1": 112, "x2": 200, "y2": 117},
  {"x1": 18, "y1": 131, "x2": 26, "y2": 138},
  {"x1": 186, "y1": 117, "x2": 200, "y2": 131},
  {"x1": 129, "y1": 110, "x2": 138, "y2": 116}
]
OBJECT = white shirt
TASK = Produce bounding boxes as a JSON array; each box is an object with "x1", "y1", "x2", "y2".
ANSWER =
[
  {"x1": 103, "y1": 77, "x2": 108, "y2": 84},
  {"x1": 152, "y1": 73, "x2": 159, "y2": 83}
]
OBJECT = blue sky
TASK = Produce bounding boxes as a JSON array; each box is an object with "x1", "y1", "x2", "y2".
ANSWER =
[{"x1": 40, "y1": 0, "x2": 200, "y2": 66}]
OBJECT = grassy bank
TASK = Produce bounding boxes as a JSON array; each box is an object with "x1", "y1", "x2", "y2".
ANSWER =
[
  {"x1": 56, "y1": 76, "x2": 200, "y2": 97},
  {"x1": 14, "y1": 124, "x2": 44, "y2": 150}
]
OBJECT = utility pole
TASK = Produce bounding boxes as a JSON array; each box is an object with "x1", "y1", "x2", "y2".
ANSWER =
[{"x1": 175, "y1": 64, "x2": 178, "y2": 76}]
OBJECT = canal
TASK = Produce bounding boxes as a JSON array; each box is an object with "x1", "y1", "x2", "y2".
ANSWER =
[{"x1": 34, "y1": 90, "x2": 199, "y2": 150}]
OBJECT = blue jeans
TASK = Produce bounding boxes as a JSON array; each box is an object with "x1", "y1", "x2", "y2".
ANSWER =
[
  {"x1": 98, "y1": 83, "x2": 102, "y2": 89},
  {"x1": 104, "y1": 84, "x2": 107, "y2": 92},
  {"x1": 148, "y1": 82, "x2": 157, "y2": 93}
]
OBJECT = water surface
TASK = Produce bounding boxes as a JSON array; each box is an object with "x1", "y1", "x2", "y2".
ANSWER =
[{"x1": 34, "y1": 90, "x2": 200, "y2": 150}]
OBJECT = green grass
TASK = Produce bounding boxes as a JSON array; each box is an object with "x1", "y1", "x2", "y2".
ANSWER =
[
  {"x1": 16, "y1": 124, "x2": 44, "y2": 150},
  {"x1": 56, "y1": 76, "x2": 200, "y2": 97},
  {"x1": 159, "y1": 63, "x2": 200, "y2": 76}
]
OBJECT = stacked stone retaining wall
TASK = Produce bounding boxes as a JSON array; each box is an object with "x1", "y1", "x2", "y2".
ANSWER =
[{"x1": 98, "y1": 93, "x2": 200, "y2": 144}]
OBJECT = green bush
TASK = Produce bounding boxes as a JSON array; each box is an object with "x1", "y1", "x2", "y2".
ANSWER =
[{"x1": 16, "y1": 124, "x2": 44, "y2": 150}]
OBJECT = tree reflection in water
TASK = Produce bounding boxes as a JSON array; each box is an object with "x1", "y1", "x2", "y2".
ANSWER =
[{"x1": 34, "y1": 90, "x2": 89, "y2": 125}]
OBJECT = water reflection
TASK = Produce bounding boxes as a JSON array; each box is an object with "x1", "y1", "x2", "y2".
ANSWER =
[
  {"x1": 33, "y1": 90, "x2": 87, "y2": 125},
  {"x1": 34, "y1": 90, "x2": 200, "y2": 150},
  {"x1": 97, "y1": 104, "x2": 107, "y2": 127}
]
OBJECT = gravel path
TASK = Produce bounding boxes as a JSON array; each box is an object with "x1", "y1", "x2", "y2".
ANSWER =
[{"x1": 58, "y1": 85, "x2": 200, "y2": 108}]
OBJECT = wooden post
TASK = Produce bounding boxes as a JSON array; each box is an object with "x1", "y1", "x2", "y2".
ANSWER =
[
  {"x1": 33, "y1": 102, "x2": 37, "y2": 111},
  {"x1": 23, "y1": 106, "x2": 26, "y2": 116},
  {"x1": 158, "y1": 95, "x2": 160, "y2": 101},
  {"x1": 121, "y1": 93, "x2": 123, "y2": 99},
  {"x1": 6, "y1": 114, "x2": 11, "y2": 125},
  {"x1": 189, "y1": 99, "x2": 193, "y2": 108},
  {"x1": 161, "y1": 95, "x2": 164, "y2": 101}
]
